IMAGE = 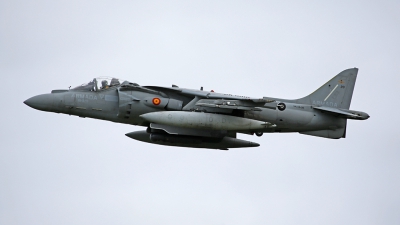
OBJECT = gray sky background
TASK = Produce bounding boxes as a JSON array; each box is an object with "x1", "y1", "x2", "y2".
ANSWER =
[{"x1": 1, "y1": 1, "x2": 399, "y2": 224}]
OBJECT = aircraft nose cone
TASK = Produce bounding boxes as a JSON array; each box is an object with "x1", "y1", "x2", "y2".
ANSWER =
[
  {"x1": 24, "y1": 94, "x2": 54, "y2": 111},
  {"x1": 24, "y1": 98, "x2": 35, "y2": 108}
]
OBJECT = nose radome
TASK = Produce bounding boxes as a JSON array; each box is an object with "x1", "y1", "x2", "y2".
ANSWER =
[
  {"x1": 24, "y1": 94, "x2": 55, "y2": 111},
  {"x1": 24, "y1": 97, "x2": 35, "y2": 108}
]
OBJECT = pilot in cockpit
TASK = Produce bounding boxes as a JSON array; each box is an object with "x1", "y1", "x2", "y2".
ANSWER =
[
  {"x1": 110, "y1": 78, "x2": 120, "y2": 87},
  {"x1": 101, "y1": 80, "x2": 109, "y2": 89}
]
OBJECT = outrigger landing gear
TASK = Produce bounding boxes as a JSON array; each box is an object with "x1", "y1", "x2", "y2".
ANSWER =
[{"x1": 255, "y1": 132, "x2": 263, "y2": 137}]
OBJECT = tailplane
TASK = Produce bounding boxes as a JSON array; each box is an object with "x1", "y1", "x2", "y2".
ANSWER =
[{"x1": 296, "y1": 68, "x2": 358, "y2": 109}]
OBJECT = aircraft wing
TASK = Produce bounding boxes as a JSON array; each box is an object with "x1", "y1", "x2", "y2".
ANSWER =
[
  {"x1": 143, "y1": 86, "x2": 275, "y2": 101},
  {"x1": 195, "y1": 99, "x2": 277, "y2": 111}
]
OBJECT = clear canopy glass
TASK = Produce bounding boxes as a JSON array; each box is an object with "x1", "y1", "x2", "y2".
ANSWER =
[{"x1": 72, "y1": 77, "x2": 127, "y2": 91}]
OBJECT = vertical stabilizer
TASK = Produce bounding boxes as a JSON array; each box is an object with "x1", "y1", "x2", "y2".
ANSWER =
[{"x1": 296, "y1": 68, "x2": 358, "y2": 109}]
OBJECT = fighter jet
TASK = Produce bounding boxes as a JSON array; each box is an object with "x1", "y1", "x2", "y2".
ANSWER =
[{"x1": 24, "y1": 68, "x2": 369, "y2": 150}]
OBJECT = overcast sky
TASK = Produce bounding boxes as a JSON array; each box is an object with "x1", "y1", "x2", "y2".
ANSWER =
[{"x1": 1, "y1": 1, "x2": 400, "y2": 224}]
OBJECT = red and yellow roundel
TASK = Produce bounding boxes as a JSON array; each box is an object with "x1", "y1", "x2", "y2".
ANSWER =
[{"x1": 152, "y1": 98, "x2": 161, "y2": 105}]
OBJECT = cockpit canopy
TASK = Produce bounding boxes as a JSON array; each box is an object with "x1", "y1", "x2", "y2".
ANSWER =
[{"x1": 72, "y1": 77, "x2": 127, "y2": 91}]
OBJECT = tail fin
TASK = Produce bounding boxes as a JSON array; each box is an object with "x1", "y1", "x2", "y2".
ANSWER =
[{"x1": 296, "y1": 68, "x2": 358, "y2": 109}]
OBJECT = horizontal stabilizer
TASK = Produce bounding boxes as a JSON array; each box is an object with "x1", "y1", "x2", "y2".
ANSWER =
[{"x1": 313, "y1": 106, "x2": 370, "y2": 120}]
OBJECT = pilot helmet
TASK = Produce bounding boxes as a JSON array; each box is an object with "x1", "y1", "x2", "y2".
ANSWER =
[{"x1": 102, "y1": 80, "x2": 108, "y2": 87}]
